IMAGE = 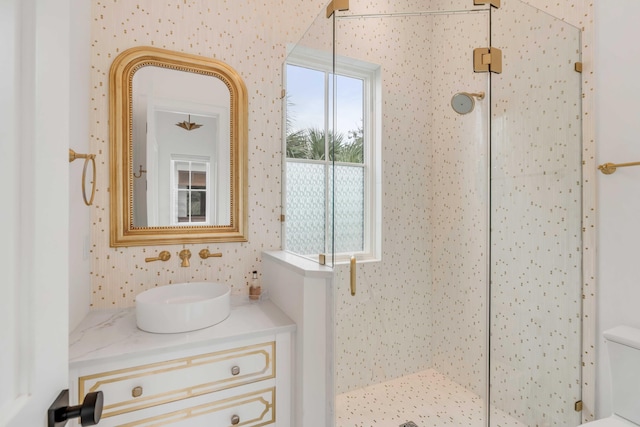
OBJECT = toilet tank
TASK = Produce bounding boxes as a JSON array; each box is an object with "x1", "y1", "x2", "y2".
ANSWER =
[{"x1": 605, "y1": 325, "x2": 640, "y2": 424}]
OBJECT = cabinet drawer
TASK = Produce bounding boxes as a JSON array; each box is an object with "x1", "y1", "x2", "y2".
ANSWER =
[
  {"x1": 78, "y1": 341, "x2": 275, "y2": 418},
  {"x1": 105, "y1": 387, "x2": 275, "y2": 427}
]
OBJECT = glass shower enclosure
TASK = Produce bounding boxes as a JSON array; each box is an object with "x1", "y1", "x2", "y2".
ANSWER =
[{"x1": 283, "y1": 0, "x2": 582, "y2": 425}]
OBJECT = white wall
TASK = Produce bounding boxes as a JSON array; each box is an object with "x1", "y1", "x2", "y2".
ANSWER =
[
  {"x1": 595, "y1": 0, "x2": 640, "y2": 418},
  {"x1": 1, "y1": 0, "x2": 72, "y2": 422},
  {"x1": 68, "y1": 0, "x2": 91, "y2": 331}
]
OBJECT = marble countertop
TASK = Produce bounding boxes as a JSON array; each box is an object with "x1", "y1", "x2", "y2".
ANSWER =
[{"x1": 69, "y1": 296, "x2": 296, "y2": 366}]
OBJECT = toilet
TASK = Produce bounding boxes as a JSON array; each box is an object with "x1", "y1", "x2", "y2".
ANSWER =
[{"x1": 581, "y1": 326, "x2": 640, "y2": 426}]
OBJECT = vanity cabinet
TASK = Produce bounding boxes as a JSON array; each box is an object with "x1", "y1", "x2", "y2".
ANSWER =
[{"x1": 69, "y1": 300, "x2": 294, "y2": 426}]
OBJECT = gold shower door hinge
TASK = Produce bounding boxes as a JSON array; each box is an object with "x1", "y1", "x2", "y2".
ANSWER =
[
  {"x1": 327, "y1": 0, "x2": 349, "y2": 18},
  {"x1": 474, "y1": 47, "x2": 503, "y2": 74},
  {"x1": 574, "y1": 400, "x2": 583, "y2": 412},
  {"x1": 474, "y1": 0, "x2": 501, "y2": 8}
]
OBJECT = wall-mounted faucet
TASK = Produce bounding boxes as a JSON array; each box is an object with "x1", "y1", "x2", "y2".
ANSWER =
[{"x1": 179, "y1": 249, "x2": 191, "y2": 267}]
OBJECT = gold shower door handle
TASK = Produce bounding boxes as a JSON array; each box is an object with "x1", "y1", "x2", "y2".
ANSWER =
[{"x1": 350, "y1": 256, "x2": 356, "y2": 296}]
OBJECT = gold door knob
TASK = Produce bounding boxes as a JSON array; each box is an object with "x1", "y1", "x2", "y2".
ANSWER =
[
  {"x1": 131, "y1": 386, "x2": 143, "y2": 398},
  {"x1": 231, "y1": 366, "x2": 240, "y2": 376},
  {"x1": 231, "y1": 414, "x2": 240, "y2": 425}
]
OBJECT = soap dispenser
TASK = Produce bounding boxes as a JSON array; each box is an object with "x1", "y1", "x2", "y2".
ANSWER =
[{"x1": 249, "y1": 270, "x2": 261, "y2": 301}]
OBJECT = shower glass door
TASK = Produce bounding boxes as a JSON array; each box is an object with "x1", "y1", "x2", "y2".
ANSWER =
[
  {"x1": 333, "y1": 4, "x2": 492, "y2": 427},
  {"x1": 324, "y1": 0, "x2": 582, "y2": 426},
  {"x1": 489, "y1": 0, "x2": 583, "y2": 425},
  {"x1": 283, "y1": 8, "x2": 337, "y2": 265}
]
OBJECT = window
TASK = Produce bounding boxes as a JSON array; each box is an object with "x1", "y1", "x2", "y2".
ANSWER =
[
  {"x1": 284, "y1": 48, "x2": 381, "y2": 263},
  {"x1": 171, "y1": 158, "x2": 210, "y2": 225}
]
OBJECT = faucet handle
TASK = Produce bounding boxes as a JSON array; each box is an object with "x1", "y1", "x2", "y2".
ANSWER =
[
  {"x1": 199, "y1": 249, "x2": 223, "y2": 259},
  {"x1": 145, "y1": 251, "x2": 171, "y2": 263}
]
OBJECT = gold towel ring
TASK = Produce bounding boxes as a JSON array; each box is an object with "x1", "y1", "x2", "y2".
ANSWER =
[
  {"x1": 82, "y1": 154, "x2": 96, "y2": 206},
  {"x1": 69, "y1": 149, "x2": 97, "y2": 206}
]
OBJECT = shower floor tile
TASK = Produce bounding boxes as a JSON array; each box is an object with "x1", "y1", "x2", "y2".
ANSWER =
[{"x1": 335, "y1": 369, "x2": 526, "y2": 427}]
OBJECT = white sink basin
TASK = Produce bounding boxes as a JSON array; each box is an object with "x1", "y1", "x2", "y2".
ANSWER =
[{"x1": 135, "y1": 282, "x2": 231, "y2": 333}]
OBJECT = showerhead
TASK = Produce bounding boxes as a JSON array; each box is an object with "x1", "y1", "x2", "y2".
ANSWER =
[{"x1": 451, "y1": 92, "x2": 485, "y2": 115}]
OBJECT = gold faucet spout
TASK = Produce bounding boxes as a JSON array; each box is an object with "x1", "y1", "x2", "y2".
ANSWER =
[{"x1": 179, "y1": 249, "x2": 191, "y2": 267}]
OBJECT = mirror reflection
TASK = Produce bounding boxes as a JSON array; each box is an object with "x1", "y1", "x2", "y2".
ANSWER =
[{"x1": 131, "y1": 66, "x2": 231, "y2": 227}]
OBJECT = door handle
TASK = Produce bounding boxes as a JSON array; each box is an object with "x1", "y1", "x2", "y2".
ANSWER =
[
  {"x1": 350, "y1": 256, "x2": 356, "y2": 296},
  {"x1": 48, "y1": 389, "x2": 104, "y2": 427}
]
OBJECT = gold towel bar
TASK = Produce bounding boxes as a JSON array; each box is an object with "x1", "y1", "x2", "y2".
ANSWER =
[
  {"x1": 69, "y1": 149, "x2": 96, "y2": 206},
  {"x1": 598, "y1": 161, "x2": 640, "y2": 175}
]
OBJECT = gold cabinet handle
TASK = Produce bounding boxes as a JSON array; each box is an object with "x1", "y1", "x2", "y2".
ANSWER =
[
  {"x1": 231, "y1": 414, "x2": 240, "y2": 425},
  {"x1": 131, "y1": 386, "x2": 143, "y2": 398},
  {"x1": 231, "y1": 366, "x2": 240, "y2": 376},
  {"x1": 350, "y1": 256, "x2": 356, "y2": 296},
  {"x1": 199, "y1": 249, "x2": 223, "y2": 259},
  {"x1": 145, "y1": 251, "x2": 170, "y2": 263}
]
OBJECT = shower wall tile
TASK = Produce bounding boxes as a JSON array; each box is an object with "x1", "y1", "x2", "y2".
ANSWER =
[
  {"x1": 342, "y1": 0, "x2": 477, "y2": 16},
  {"x1": 333, "y1": 11, "x2": 491, "y2": 395},
  {"x1": 334, "y1": 14, "x2": 435, "y2": 394},
  {"x1": 490, "y1": 0, "x2": 583, "y2": 425},
  {"x1": 427, "y1": 12, "x2": 490, "y2": 399},
  {"x1": 534, "y1": 0, "x2": 597, "y2": 420},
  {"x1": 89, "y1": 0, "x2": 324, "y2": 308}
]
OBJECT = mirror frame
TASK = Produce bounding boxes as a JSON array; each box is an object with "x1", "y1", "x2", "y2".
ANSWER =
[{"x1": 109, "y1": 46, "x2": 248, "y2": 246}]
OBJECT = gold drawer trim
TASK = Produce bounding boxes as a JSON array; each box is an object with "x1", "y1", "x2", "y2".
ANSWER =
[
  {"x1": 118, "y1": 387, "x2": 276, "y2": 427},
  {"x1": 79, "y1": 341, "x2": 275, "y2": 418}
]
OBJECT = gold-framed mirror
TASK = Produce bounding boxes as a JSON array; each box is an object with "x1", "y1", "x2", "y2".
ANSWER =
[{"x1": 109, "y1": 47, "x2": 247, "y2": 246}]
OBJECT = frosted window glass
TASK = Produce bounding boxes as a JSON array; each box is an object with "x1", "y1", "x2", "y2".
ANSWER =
[
  {"x1": 285, "y1": 162, "x2": 326, "y2": 255},
  {"x1": 332, "y1": 165, "x2": 365, "y2": 253}
]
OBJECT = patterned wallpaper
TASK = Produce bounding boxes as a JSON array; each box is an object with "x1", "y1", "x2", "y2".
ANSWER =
[{"x1": 89, "y1": 0, "x2": 323, "y2": 307}]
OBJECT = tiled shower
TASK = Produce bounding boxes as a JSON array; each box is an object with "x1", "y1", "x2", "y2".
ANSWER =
[{"x1": 286, "y1": 1, "x2": 583, "y2": 425}]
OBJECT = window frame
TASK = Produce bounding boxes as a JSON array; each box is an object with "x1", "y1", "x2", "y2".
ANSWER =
[{"x1": 283, "y1": 46, "x2": 382, "y2": 263}]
